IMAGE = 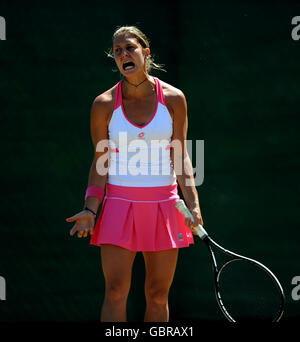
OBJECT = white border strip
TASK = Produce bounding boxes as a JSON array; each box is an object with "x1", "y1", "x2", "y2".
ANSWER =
[{"x1": 104, "y1": 196, "x2": 179, "y2": 203}]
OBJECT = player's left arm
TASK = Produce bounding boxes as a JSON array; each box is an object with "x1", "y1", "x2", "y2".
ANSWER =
[{"x1": 167, "y1": 89, "x2": 204, "y2": 229}]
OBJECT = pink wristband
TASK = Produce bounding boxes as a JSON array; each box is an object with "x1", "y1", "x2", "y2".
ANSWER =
[{"x1": 85, "y1": 185, "x2": 105, "y2": 202}]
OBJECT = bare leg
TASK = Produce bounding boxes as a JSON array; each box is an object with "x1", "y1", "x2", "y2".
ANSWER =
[
  {"x1": 100, "y1": 244, "x2": 136, "y2": 322},
  {"x1": 143, "y1": 248, "x2": 179, "y2": 322}
]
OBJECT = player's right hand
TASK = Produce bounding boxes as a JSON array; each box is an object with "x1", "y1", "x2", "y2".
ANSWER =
[{"x1": 66, "y1": 210, "x2": 95, "y2": 238}]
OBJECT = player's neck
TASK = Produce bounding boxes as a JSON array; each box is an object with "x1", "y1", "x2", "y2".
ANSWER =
[{"x1": 122, "y1": 74, "x2": 155, "y2": 100}]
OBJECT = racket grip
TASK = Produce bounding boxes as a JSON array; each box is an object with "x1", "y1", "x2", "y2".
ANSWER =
[{"x1": 175, "y1": 200, "x2": 208, "y2": 240}]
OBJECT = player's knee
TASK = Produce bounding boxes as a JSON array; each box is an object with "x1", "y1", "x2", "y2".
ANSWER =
[
  {"x1": 146, "y1": 285, "x2": 169, "y2": 306},
  {"x1": 105, "y1": 281, "x2": 130, "y2": 302}
]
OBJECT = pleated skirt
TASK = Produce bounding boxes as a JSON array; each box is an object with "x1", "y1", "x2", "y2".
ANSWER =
[{"x1": 90, "y1": 183, "x2": 194, "y2": 252}]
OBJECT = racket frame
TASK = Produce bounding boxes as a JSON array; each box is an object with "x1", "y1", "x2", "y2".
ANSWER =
[
  {"x1": 175, "y1": 200, "x2": 285, "y2": 322},
  {"x1": 203, "y1": 235, "x2": 285, "y2": 322}
]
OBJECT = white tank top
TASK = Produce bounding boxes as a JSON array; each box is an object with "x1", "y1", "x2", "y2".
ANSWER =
[{"x1": 107, "y1": 77, "x2": 177, "y2": 187}]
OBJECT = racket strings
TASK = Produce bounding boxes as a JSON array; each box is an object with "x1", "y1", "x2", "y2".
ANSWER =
[{"x1": 217, "y1": 259, "x2": 283, "y2": 321}]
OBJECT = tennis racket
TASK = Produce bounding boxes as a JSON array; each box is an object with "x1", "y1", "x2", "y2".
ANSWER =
[{"x1": 175, "y1": 200, "x2": 285, "y2": 322}]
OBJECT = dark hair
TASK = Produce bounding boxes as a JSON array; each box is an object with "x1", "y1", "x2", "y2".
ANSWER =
[{"x1": 107, "y1": 26, "x2": 166, "y2": 73}]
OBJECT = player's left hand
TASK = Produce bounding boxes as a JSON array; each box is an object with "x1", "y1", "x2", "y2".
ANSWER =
[{"x1": 184, "y1": 208, "x2": 204, "y2": 234}]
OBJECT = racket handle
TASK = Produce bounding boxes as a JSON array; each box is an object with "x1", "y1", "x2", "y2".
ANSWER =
[{"x1": 175, "y1": 200, "x2": 208, "y2": 240}]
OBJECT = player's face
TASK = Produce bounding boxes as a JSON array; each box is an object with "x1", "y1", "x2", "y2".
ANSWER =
[{"x1": 113, "y1": 35, "x2": 148, "y2": 76}]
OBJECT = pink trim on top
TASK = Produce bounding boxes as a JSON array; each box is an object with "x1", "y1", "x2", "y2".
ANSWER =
[
  {"x1": 113, "y1": 81, "x2": 123, "y2": 110},
  {"x1": 153, "y1": 77, "x2": 167, "y2": 106},
  {"x1": 120, "y1": 77, "x2": 163, "y2": 129}
]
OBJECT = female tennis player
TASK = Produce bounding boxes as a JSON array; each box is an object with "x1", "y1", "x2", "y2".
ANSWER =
[{"x1": 66, "y1": 26, "x2": 204, "y2": 322}]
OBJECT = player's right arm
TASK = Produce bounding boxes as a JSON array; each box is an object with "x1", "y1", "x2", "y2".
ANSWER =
[
  {"x1": 66, "y1": 91, "x2": 113, "y2": 238},
  {"x1": 84, "y1": 93, "x2": 112, "y2": 213}
]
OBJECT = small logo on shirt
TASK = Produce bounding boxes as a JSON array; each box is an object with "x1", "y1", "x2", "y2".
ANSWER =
[
  {"x1": 138, "y1": 132, "x2": 145, "y2": 139},
  {"x1": 178, "y1": 233, "x2": 184, "y2": 241}
]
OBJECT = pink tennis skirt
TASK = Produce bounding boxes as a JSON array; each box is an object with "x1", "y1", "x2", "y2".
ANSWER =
[{"x1": 90, "y1": 183, "x2": 194, "y2": 252}]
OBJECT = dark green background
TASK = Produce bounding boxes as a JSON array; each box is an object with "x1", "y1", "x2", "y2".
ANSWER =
[{"x1": 1, "y1": 0, "x2": 299, "y2": 322}]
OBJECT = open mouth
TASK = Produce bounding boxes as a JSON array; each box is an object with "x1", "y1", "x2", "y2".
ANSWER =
[{"x1": 122, "y1": 61, "x2": 135, "y2": 71}]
